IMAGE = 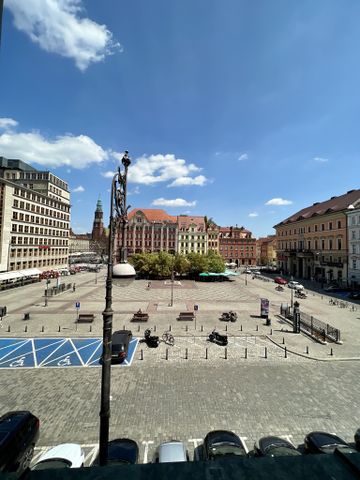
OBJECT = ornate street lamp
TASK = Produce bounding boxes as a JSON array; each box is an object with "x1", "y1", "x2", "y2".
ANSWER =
[{"x1": 99, "y1": 150, "x2": 135, "y2": 466}]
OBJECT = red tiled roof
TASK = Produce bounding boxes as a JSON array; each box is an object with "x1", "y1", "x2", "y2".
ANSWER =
[
  {"x1": 128, "y1": 208, "x2": 177, "y2": 223},
  {"x1": 177, "y1": 215, "x2": 205, "y2": 229},
  {"x1": 274, "y1": 189, "x2": 360, "y2": 227}
]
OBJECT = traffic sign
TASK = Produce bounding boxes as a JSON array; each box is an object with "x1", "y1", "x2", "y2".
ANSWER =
[{"x1": 75, "y1": 302, "x2": 80, "y2": 309}]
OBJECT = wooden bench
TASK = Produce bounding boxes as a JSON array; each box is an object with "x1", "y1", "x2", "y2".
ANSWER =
[
  {"x1": 131, "y1": 312, "x2": 149, "y2": 322},
  {"x1": 177, "y1": 311, "x2": 195, "y2": 321},
  {"x1": 77, "y1": 313, "x2": 95, "y2": 323}
]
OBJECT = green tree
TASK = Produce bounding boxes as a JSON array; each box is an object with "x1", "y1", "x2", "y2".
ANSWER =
[
  {"x1": 207, "y1": 251, "x2": 225, "y2": 273},
  {"x1": 174, "y1": 253, "x2": 190, "y2": 276},
  {"x1": 186, "y1": 252, "x2": 209, "y2": 277}
]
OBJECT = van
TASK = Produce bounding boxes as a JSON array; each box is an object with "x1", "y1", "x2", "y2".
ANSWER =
[{"x1": 0, "y1": 411, "x2": 40, "y2": 475}]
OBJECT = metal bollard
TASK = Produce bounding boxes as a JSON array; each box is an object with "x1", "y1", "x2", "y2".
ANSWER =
[
  {"x1": 284, "y1": 346, "x2": 287, "y2": 358},
  {"x1": 138, "y1": 325, "x2": 140, "y2": 332},
  {"x1": 240, "y1": 324, "x2": 242, "y2": 332},
  {"x1": 201, "y1": 325, "x2": 203, "y2": 332},
  {"x1": 123, "y1": 325, "x2": 125, "y2": 330},
  {"x1": 185, "y1": 348, "x2": 188, "y2": 360},
  {"x1": 306, "y1": 346, "x2": 309, "y2": 354},
  {"x1": 58, "y1": 325, "x2": 61, "y2": 332},
  {"x1": 24, "y1": 325, "x2": 27, "y2": 333},
  {"x1": 330, "y1": 348, "x2": 333, "y2": 356},
  {"x1": 154, "y1": 325, "x2": 156, "y2": 332},
  {"x1": 185, "y1": 325, "x2": 188, "y2": 332},
  {"x1": 245, "y1": 347, "x2": 248, "y2": 359},
  {"x1": 205, "y1": 348, "x2": 208, "y2": 360},
  {"x1": 140, "y1": 349, "x2": 143, "y2": 360},
  {"x1": 169, "y1": 325, "x2": 172, "y2": 331},
  {"x1": 41, "y1": 326, "x2": 44, "y2": 333},
  {"x1": 225, "y1": 324, "x2": 228, "y2": 332},
  {"x1": 264, "y1": 347, "x2": 267, "y2": 359},
  {"x1": 7, "y1": 325, "x2": 10, "y2": 332},
  {"x1": 166, "y1": 348, "x2": 168, "y2": 360},
  {"x1": 89, "y1": 325, "x2": 92, "y2": 333},
  {"x1": 270, "y1": 328, "x2": 273, "y2": 335},
  {"x1": 282, "y1": 337, "x2": 285, "y2": 344},
  {"x1": 75, "y1": 324, "x2": 78, "y2": 332},
  {"x1": 256, "y1": 325, "x2": 259, "y2": 332},
  {"x1": 225, "y1": 347, "x2": 228, "y2": 360}
]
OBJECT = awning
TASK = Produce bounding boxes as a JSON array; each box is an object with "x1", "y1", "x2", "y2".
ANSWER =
[
  {"x1": 0, "y1": 268, "x2": 42, "y2": 282},
  {"x1": 17, "y1": 268, "x2": 42, "y2": 277}
]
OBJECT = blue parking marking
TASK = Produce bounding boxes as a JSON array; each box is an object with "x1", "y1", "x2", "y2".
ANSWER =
[{"x1": 0, "y1": 338, "x2": 138, "y2": 368}]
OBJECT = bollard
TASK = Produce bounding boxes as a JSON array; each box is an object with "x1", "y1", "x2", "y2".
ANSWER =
[
  {"x1": 306, "y1": 346, "x2": 309, "y2": 355},
  {"x1": 185, "y1": 325, "x2": 188, "y2": 332},
  {"x1": 169, "y1": 325, "x2": 172, "y2": 332},
  {"x1": 225, "y1": 347, "x2": 228, "y2": 360},
  {"x1": 24, "y1": 325, "x2": 27, "y2": 333},
  {"x1": 7, "y1": 325, "x2": 10, "y2": 332},
  {"x1": 205, "y1": 347, "x2": 208, "y2": 360},
  {"x1": 41, "y1": 326, "x2": 44, "y2": 333},
  {"x1": 140, "y1": 349, "x2": 143, "y2": 361},
  {"x1": 201, "y1": 325, "x2": 203, "y2": 332},
  {"x1": 264, "y1": 347, "x2": 267, "y2": 359},
  {"x1": 256, "y1": 325, "x2": 259, "y2": 332},
  {"x1": 185, "y1": 348, "x2": 188, "y2": 360},
  {"x1": 240, "y1": 324, "x2": 242, "y2": 332},
  {"x1": 270, "y1": 328, "x2": 273, "y2": 335},
  {"x1": 330, "y1": 348, "x2": 333, "y2": 356},
  {"x1": 154, "y1": 325, "x2": 156, "y2": 332},
  {"x1": 284, "y1": 346, "x2": 287, "y2": 358},
  {"x1": 225, "y1": 324, "x2": 228, "y2": 332},
  {"x1": 75, "y1": 324, "x2": 78, "y2": 332},
  {"x1": 58, "y1": 325, "x2": 61, "y2": 332},
  {"x1": 166, "y1": 348, "x2": 168, "y2": 360},
  {"x1": 138, "y1": 325, "x2": 140, "y2": 332},
  {"x1": 123, "y1": 325, "x2": 125, "y2": 330},
  {"x1": 282, "y1": 337, "x2": 285, "y2": 344},
  {"x1": 245, "y1": 347, "x2": 248, "y2": 359},
  {"x1": 89, "y1": 325, "x2": 92, "y2": 333}
]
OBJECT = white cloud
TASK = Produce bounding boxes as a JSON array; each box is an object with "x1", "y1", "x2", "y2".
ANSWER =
[
  {"x1": 248, "y1": 212, "x2": 258, "y2": 217},
  {"x1": 128, "y1": 186, "x2": 140, "y2": 195},
  {"x1": 0, "y1": 117, "x2": 18, "y2": 130},
  {"x1": 0, "y1": 120, "x2": 109, "y2": 168},
  {"x1": 72, "y1": 185, "x2": 85, "y2": 192},
  {"x1": 265, "y1": 198, "x2": 293, "y2": 206},
  {"x1": 168, "y1": 175, "x2": 208, "y2": 187},
  {"x1": 238, "y1": 153, "x2": 248, "y2": 161},
  {"x1": 152, "y1": 198, "x2": 197, "y2": 207},
  {"x1": 101, "y1": 170, "x2": 115, "y2": 178},
  {"x1": 127, "y1": 153, "x2": 208, "y2": 187},
  {"x1": 5, "y1": 0, "x2": 122, "y2": 71},
  {"x1": 313, "y1": 156, "x2": 328, "y2": 163}
]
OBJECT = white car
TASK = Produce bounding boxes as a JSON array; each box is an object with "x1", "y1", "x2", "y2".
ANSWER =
[
  {"x1": 153, "y1": 441, "x2": 189, "y2": 463},
  {"x1": 287, "y1": 281, "x2": 304, "y2": 290},
  {"x1": 31, "y1": 443, "x2": 85, "y2": 470}
]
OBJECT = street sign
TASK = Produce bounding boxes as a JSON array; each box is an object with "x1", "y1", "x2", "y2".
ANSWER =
[
  {"x1": 194, "y1": 304, "x2": 199, "y2": 311},
  {"x1": 75, "y1": 302, "x2": 80, "y2": 309}
]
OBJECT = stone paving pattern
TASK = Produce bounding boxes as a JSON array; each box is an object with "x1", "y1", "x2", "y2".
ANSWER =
[{"x1": 0, "y1": 271, "x2": 359, "y2": 462}]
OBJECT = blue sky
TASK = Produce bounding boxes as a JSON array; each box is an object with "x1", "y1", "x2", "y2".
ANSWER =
[{"x1": 1, "y1": 0, "x2": 360, "y2": 237}]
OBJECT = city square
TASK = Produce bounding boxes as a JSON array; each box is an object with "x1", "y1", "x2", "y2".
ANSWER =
[{"x1": 0, "y1": 271, "x2": 359, "y2": 464}]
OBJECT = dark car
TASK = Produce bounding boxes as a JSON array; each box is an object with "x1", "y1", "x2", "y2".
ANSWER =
[
  {"x1": 304, "y1": 431, "x2": 357, "y2": 454},
  {"x1": 254, "y1": 436, "x2": 301, "y2": 457},
  {"x1": 107, "y1": 438, "x2": 139, "y2": 465},
  {"x1": 348, "y1": 291, "x2": 360, "y2": 300},
  {"x1": 203, "y1": 430, "x2": 247, "y2": 460},
  {"x1": 324, "y1": 285, "x2": 348, "y2": 293},
  {"x1": 0, "y1": 411, "x2": 40, "y2": 475},
  {"x1": 111, "y1": 330, "x2": 132, "y2": 363}
]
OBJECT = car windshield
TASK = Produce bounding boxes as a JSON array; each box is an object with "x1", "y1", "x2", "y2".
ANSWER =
[{"x1": 211, "y1": 443, "x2": 244, "y2": 456}]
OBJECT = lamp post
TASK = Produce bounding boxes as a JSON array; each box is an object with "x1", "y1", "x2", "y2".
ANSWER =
[
  {"x1": 170, "y1": 265, "x2": 175, "y2": 307},
  {"x1": 99, "y1": 150, "x2": 135, "y2": 466},
  {"x1": 44, "y1": 279, "x2": 50, "y2": 307}
]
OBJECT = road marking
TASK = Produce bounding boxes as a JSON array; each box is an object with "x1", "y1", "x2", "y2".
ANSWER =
[
  {"x1": 31, "y1": 339, "x2": 37, "y2": 368},
  {"x1": 0, "y1": 339, "x2": 30, "y2": 363},
  {"x1": 69, "y1": 338, "x2": 84, "y2": 366},
  {"x1": 84, "y1": 445, "x2": 99, "y2": 465},
  {"x1": 281, "y1": 434, "x2": 294, "y2": 445},
  {"x1": 57, "y1": 355, "x2": 71, "y2": 366},
  {"x1": 38, "y1": 339, "x2": 68, "y2": 366},
  {"x1": 85, "y1": 341, "x2": 102, "y2": 366},
  {"x1": 239, "y1": 436, "x2": 249, "y2": 454},
  {"x1": 142, "y1": 440, "x2": 154, "y2": 464},
  {"x1": 9, "y1": 356, "x2": 26, "y2": 367}
]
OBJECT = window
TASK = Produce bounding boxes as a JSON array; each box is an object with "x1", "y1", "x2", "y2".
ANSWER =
[
  {"x1": 321, "y1": 224, "x2": 325, "y2": 231},
  {"x1": 337, "y1": 220, "x2": 341, "y2": 229},
  {"x1": 353, "y1": 260, "x2": 357, "y2": 270},
  {"x1": 321, "y1": 239, "x2": 325, "y2": 249},
  {"x1": 352, "y1": 231, "x2": 356, "y2": 240},
  {"x1": 329, "y1": 222, "x2": 332, "y2": 230},
  {"x1": 314, "y1": 225, "x2": 318, "y2": 232},
  {"x1": 338, "y1": 239, "x2": 342, "y2": 250},
  {"x1": 352, "y1": 244, "x2": 356, "y2": 254},
  {"x1": 329, "y1": 239, "x2": 333, "y2": 250}
]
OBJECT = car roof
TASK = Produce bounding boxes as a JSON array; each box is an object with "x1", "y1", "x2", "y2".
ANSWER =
[{"x1": 158, "y1": 441, "x2": 187, "y2": 463}]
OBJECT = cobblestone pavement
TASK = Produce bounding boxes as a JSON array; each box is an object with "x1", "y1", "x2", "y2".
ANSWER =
[{"x1": 0, "y1": 272, "x2": 359, "y2": 464}]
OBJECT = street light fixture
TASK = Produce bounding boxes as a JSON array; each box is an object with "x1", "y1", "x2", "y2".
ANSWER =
[{"x1": 99, "y1": 150, "x2": 135, "y2": 466}]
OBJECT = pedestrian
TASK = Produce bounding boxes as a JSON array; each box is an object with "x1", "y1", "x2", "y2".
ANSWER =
[{"x1": 73, "y1": 283, "x2": 76, "y2": 292}]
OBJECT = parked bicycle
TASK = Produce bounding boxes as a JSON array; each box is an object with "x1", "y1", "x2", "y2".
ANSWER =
[{"x1": 162, "y1": 330, "x2": 175, "y2": 346}]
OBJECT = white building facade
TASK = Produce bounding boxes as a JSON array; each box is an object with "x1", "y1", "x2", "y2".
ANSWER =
[{"x1": 346, "y1": 201, "x2": 360, "y2": 288}]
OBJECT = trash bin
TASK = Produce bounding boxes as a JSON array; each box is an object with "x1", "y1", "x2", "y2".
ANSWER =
[{"x1": 23, "y1": 312, "x2": 30, "y2": 321}]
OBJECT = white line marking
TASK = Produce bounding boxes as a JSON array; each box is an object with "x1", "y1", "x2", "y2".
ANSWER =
[
  {"x1": 31, "y1": 338, "x2": 37, "y2": 368},
  {"x1": 68, "y1": 338, "x2": 84, "y2": 366},
  {"x1": 38, "y1": 339, "x2": 67, "y2": 366},
  {"x1": 0, "y1": 339, "x2": 30, "y2": 363},
  {"x1": 239, "y1": 436, "x2": 249, "y2": 454},
  {"x1": 85, "y1": 340, "x2": 103, "y2": 366},
  {"x1": 281, "y1": 435, "x2": 294, "y2": 445},
  {"x1": 188, "y1": 438, "x2": 203, "y2": 448},
  {"x1": 84, "y1": 445, "x2": 99, "y2": 465},
  {"x1": 0, "y1": 339, "x2": 28, "y2": 353},
  {"x1": 142, "y1": 440, "x2": 154, "y2": 464}
]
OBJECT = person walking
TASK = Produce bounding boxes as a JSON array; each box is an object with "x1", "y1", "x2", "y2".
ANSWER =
[{"x1": 73, "y1": 283, "x2": 76, "y2": 292}]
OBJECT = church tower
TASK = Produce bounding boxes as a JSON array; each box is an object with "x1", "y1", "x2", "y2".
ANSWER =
[{"x1": 92, "y1": 197, "x2": 104, "y2": 241}]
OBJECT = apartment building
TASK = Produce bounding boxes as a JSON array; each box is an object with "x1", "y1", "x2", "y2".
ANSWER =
[
  {"x1": 177, "y1": 215, "x2": 207, "y2": 255},
  {"x1": 219, "y1": 226, "x2": 256, "y2": 266},
  {"x1": 257, "y1": 235, "x2": 277, "y2": 266},
  {"x1": 346, "y1": 200, "x2": 360, "y2": 287},
  {"x1": 0, "y1": 157, "x2": 70, "y2": 272},
  {"x1": 126, "y1": 209, "x2": 178, "y2": 254},
  {"x1": 207, "y1": 222, "x2": 220, "y2": 253},
  {"x1": 275, "y1": 190, "x2": 360, "y2": 285}
]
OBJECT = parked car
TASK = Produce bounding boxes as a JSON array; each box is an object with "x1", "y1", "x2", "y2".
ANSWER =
[
  {"x1": 254, "y1": 436, "x2": 301, "y2": 457},
  {"x1": 153, "y1": 441, "x2": 189, "y2": 463},
  {"x1": 274, "y1": 277, "x2": 288, "y2": 285},
  {"x1": 32, "y1": 443, "x2": 85, "y2": 470},
  {"x1": 304, "y1": 431, "x2": 357, "y2": 454},
  {"x1": 0, "y1": 410, "x2": 40, "y2": 475},
  {"x1": 111, "y1": 330, "x2": 132, "y2": 363},
  {"x1": 288, "y1": 281, "x2": 304, "y2": 290},
  {"x1": 243, "y1": 269, "x2": 252, "y2": 274},
  {"x1": 203, "y1": 430, "x2": 247, "y2": 460},
  {"x1": 354, "y1": 428, "x2": 360, "y2": 451},
  {"x1": 348, "y1": 291, "x2": 360, "y2": 300},
  {"x1": 107, "y1": 438, "x2": 139, "y2": 465},
  {"x1": 324, "y1": 285, "x2": 346, "y2": 293},
  {"x1": 252, "y1": 270, "x2": 261, "y2": 275}
]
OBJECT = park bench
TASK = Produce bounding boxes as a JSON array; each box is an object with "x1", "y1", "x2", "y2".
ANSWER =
[
  {"x1": 131, "y1": 312, "x2": 149, "y2": 322},
  {"x1": 177, "y1": 311, "x2": 195, "y2": 321},
  {"x1": 77, "y1": 313, "x2": 95, "y2": 323}
]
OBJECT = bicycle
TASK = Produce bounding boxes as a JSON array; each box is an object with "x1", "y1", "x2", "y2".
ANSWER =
[{"x1": 162, "y1": 331, "x2": 175, "y2": 346}]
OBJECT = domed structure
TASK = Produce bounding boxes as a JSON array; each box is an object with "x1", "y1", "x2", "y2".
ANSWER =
[{"x1": 113, "y1": 262, "x2": 136, "y2": 278}]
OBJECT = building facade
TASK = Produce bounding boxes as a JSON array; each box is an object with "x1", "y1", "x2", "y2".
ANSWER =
[
  {"x1": 346, "y1": 200, "x2": 360, "y2": 287},
  {"x1": 207, "y1": 223, "x2": 220, "y2": 254},
  {"x1": 257, "y1": 235, "x2": 277, "y2": 266},
  {"x1": 177, "y1": 215, "x2": 207, "y2": 255},
  {"x1": 219, "y1": 226, "x2": 256, "y2": 266},
  {"x1": 126, "y1": 209, "x2": 178, "y2": 255},
  {"x1": 275, "y1": 190, "x2": 360, "y2": 285},
  {"x1": 0, "y1": 157, "x2": 70, "y2": 272}
]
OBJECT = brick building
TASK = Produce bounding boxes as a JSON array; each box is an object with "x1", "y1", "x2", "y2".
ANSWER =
[{"x1": 219, "y1": 226, "x2": 256, "y2": 266}]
